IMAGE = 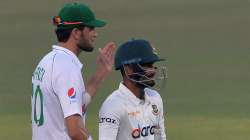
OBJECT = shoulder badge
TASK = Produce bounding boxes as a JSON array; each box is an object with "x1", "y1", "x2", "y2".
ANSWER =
[{"x1": 152, "y1": 104, "x2": 159, "y2": 116}]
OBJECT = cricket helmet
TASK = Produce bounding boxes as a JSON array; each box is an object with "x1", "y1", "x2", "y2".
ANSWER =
[{"x1": 115, "y1": 39, "x2": 164, "y2": 70}]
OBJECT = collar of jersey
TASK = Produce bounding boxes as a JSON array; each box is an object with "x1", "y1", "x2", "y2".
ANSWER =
[
  {"x1": 119, "y1": 82, "x2": 147, "y2": 105},
  {"x1": 52, "y1": 45, "x2": 83, "y2": 69}
]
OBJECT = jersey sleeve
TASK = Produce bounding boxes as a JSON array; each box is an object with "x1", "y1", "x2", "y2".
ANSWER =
[
  {"x1": 52, "y1": 55, "x2": 83, "y2": 118},
  {"x1": 99, "y1": 98, "x2": 122, "y2": 140},
  {"x1": 158, "y1": 95, "x2": 167, "y2": 140},
  {"x1": 146, "y1": 88, "x2": 167, "y2": 140}
]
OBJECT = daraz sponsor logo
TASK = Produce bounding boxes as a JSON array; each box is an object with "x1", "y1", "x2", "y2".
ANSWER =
[{"x1": 131, "y1": 125, "x2": 156, "y2": 139}]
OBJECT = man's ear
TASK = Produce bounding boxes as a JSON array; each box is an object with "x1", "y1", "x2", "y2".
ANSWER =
[
  {"x1": 71, "y1": 28, "x2": 81, "y2": 40},
  {"x1": 123, "y1": 65, "x2": 133, "y2": 75}
]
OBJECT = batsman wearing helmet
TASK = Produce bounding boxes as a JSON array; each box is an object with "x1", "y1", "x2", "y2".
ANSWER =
[{"x1": 99, "y1": 39, "x2": 167, "y2": 140}]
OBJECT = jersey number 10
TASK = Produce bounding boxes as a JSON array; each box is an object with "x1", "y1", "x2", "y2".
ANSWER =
[{"x1": 32, "y1": 84, "x2": 44, "y2": 126}]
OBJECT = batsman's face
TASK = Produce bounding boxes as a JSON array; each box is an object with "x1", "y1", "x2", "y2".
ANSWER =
[
  {"x1": 77, "y1": 26, "x2": 97, "y2": 52},
  {"x1": 126, "y1": 63, "x2": 157, "y2": 87},
  {"x1": 139, "y1": 63, "x2": 157, "y2": 87}
]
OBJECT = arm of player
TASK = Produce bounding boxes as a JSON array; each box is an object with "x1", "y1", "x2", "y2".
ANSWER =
[
  {"x1": 159, "y1": 97, "x2": 167, "y2": 140},
  {"x1": 66, "y1": 114, "x2": 90, "y2": 140},
  {"x1": 99, "y1": 100, "x2": 121, "y2": 140},
  {"x1": 85, "y1": 42, "x2": 116, "y2": 103},
  {"x1": 52, "y1": 56, "x2": 91, "y2": 140}
]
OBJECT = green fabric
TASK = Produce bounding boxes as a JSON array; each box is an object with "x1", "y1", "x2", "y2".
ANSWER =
[{"x1": 56, "y1": 2, "x2": 106, "y2": 29}]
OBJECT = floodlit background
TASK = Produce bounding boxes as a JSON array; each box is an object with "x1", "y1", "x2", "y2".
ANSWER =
[{"x1": 0, "y1": 0, "x2": 249, "y2": 139}]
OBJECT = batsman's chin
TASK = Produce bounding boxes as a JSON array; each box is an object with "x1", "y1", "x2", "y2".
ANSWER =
[{"x1": 143, "y1": 80, "x2": 156, "y2": 87}]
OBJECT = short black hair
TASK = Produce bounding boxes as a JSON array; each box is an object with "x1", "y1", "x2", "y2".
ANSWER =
[
  {"x1": 55, "y1": 28, "x2": 72, "y2": 42},
  {"x1": 55, "y1": 26, "x2": 85, "y2": 43}
]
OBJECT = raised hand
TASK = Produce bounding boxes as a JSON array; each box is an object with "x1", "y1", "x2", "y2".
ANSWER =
[
  {"x1": 86, "y1": 42, "x2": 116, "y2": 97},
  {"x1": 96, "y1": 42, "x2": 116, "y2": 76}
]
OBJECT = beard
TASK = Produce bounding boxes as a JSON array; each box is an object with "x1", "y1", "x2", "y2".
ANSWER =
[
  {"x1": 139, "y1": 76, "x2": 156, "y2": 87},
  {"x1": 128, "y1": 64, "x2": 156, "y2": 88},
  {"x1": 77, "y1": 33, "x2": 94, "y2": 52},
  {"x1": 129, "y1": 72, "x2": 156, "y2": 88}
]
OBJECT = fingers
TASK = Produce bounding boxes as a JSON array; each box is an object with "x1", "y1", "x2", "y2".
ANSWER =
[
  {"x1": 101, "y1": 42, "x2": 116, "y2": 57},
  {"x1": 97, "y1": 55, "x2": 112, "y2": 72},
  {"x1": 100, "y1": 42, "x2": 115, "y2": 54},
  {"x1": 107, "y1": 42, "x2": 116, "y2": 62},
  {"x1": 106, "y1": 42, "x2": 116, "y2": 58},
  {"x1": 99, "y1": 42, "x2": 116, "y2": 62},
  {"x1": 96, "y1": 42, "x2": 116, "y2": 74}
]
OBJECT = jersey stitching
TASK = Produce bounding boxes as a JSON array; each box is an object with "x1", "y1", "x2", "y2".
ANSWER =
[
  {"x1": 54, "y1": 48, "x2": 81, "y2": 68},
  {"x1": 54, "y1": 48, "x2": 72, "y2": 57},
  {"x1": 51, "y1": 53, "x2": 58, "y2": 98}
]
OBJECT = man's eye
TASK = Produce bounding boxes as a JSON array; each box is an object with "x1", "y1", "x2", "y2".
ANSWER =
[
  {"x1": 141, "y1": 63, "x2": 153, "y2": 67},
  {"x1": 143, "y1": 65, "x2": 153, "y2": 68},
  {"x1": 87, "y1": 26, "x2": 95, "y2": 30}
]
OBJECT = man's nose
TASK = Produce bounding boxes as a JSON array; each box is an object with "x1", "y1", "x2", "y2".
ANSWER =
[{"x1": 94, "y1": 31, "x2": 98, "y2": 38}]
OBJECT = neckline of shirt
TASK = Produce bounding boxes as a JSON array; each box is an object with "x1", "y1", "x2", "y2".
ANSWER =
[
  {"x1": 118, "y1": 82, "x2": 150, "y2": 105},
  {"x1": 52, "y1": 45, "x2": 83, "y2": 69}
]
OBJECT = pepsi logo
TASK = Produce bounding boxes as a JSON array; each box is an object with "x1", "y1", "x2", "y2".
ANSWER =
[{"x1": 68, "y1": 87, "x2": 76, "y2": 99}]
